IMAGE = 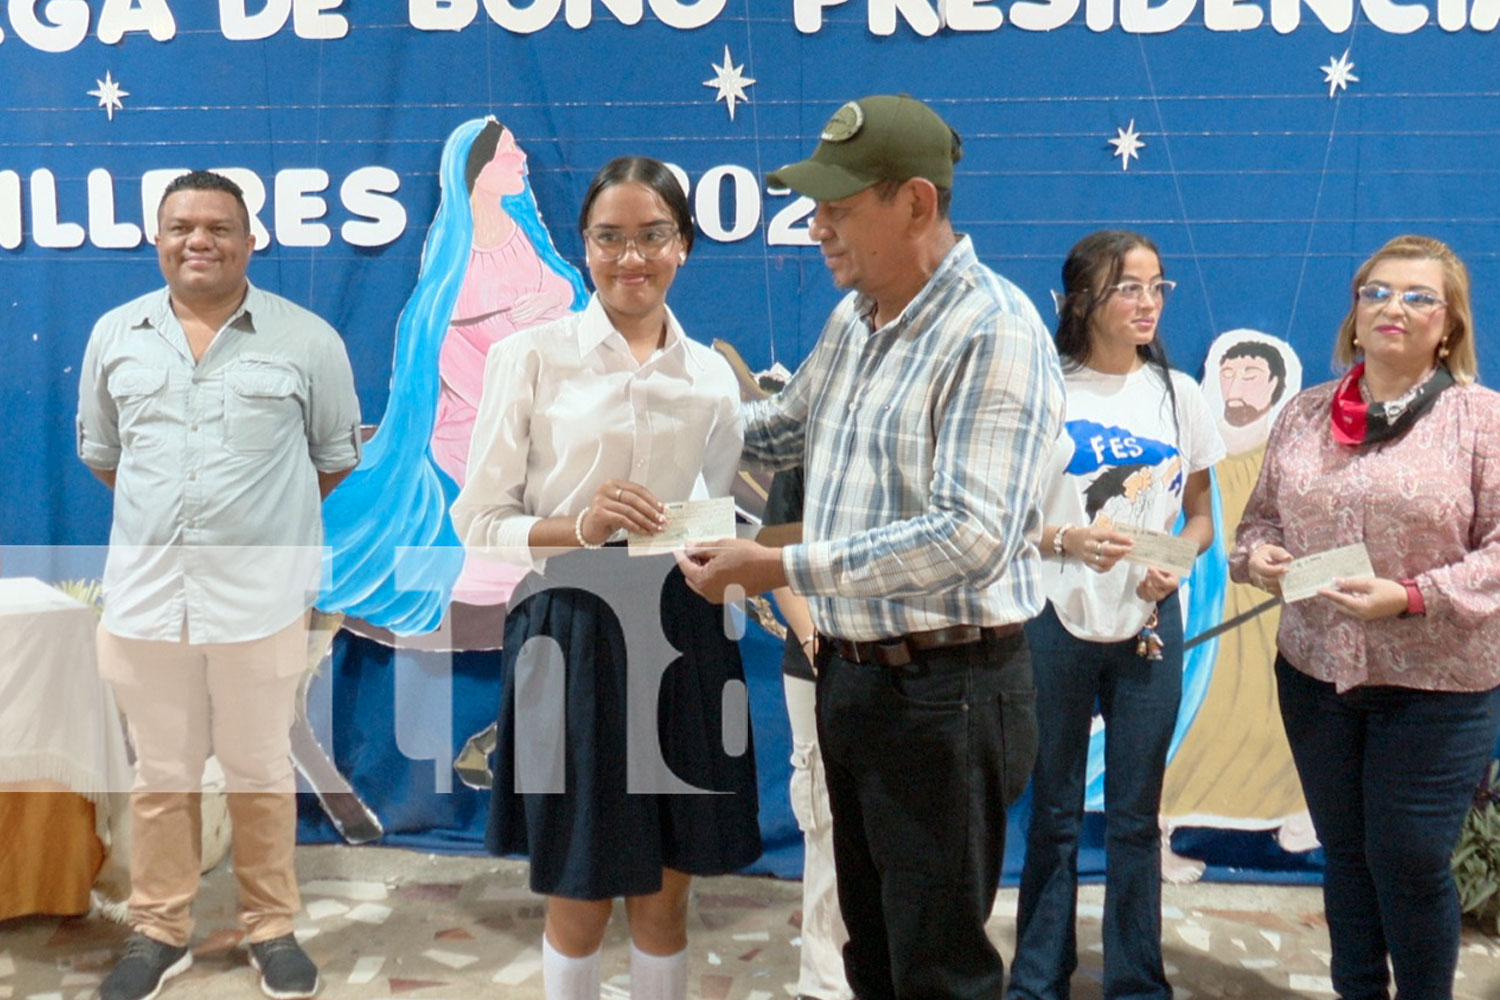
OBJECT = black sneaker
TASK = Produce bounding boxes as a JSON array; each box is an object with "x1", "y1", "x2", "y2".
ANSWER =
[
  {"x1": 99, "y1": 934, "x2": 192, "y2": 1000},
  {"x1": 248, "y1": 934, "x2": 321, "y2": 999}
]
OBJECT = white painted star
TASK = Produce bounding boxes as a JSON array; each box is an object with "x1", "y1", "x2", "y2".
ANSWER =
[
  {"x1": 1321, "y1": 49, "x2": 1359, "y2": 98},
  {"x1": 88, "y1": 70, "x2": 129, "y2": 121},
  {"x1": 703, "y1": 45, "x2": 755, "y2": 122},
  {"x1": 1109, "y1": 119, "x2": 1145, "y2": 172}
]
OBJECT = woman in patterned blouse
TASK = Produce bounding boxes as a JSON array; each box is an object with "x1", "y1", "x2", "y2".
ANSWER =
[{"x1": 1233, "y1": 234, "x2": 1500, "y2": 1000}]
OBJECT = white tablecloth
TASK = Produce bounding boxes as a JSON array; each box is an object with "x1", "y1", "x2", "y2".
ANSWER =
[{"x1": 0, "y1": 577, "x2": 132, "y2": 826}]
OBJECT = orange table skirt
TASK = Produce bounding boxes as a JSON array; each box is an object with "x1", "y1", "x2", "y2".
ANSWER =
[{"x1": 0, "y1": 783, "x2": 106, "y2": 920}]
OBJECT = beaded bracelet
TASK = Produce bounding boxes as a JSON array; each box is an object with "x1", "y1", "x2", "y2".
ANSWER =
[
  {"x1": 1051, "y1": 524, "x2": 1073, "y2": 556},
  {"x1": 574, "y1": 508, "x2": 602, "y2": 549}
]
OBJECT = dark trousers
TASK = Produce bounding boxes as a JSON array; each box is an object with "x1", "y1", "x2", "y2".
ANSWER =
[
  {"x1": 816, "y1": 632, "x2": 1037, "y2": 1000},
  {"x1": 1008, "y1": 601, "x2": 1182, "y2": 1000},
  {"x1": 1276, "y1": 656, "x2": 1500, "y2": 1000}
]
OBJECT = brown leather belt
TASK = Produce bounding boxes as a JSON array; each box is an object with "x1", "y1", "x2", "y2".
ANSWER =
[{"x1": 821, "y1": 623, "x2": 1023, "y2": 668}]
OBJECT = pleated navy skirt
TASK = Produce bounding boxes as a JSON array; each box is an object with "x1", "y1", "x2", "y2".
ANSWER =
[{"x1": 486, "y1": 549, "x2": 762, "y2": 899}]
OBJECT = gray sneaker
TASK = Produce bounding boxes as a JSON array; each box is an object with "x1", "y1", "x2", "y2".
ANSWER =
[
  {"x1": 99, "y1": 934, "x2": 192, "y2": 1000},
  {"x1": 248, "y1": 934, "x2": 320, "y2": 999}
]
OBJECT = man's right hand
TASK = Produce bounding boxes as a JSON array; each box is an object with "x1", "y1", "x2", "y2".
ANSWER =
[{"x1": 675, "y1": 538, "x2": 788, "y2": 604}]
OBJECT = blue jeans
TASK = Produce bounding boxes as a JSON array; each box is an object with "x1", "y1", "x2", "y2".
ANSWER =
[
  {"x1": 1009, "y1": 601, "x2": 1182, "y2": 1000},
  {"x1": 1275, "y1": 656, "x2": 1500, "y2": 1000},
  {"x1": 816, "y1": 631, "x2": 1037, "y2": 1000}
]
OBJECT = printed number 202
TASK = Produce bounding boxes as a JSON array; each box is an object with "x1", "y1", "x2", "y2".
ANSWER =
[{"x1": 767, "y1": 194, "x2": 816, "y2": 247}]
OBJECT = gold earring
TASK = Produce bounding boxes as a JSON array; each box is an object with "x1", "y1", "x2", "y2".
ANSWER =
[
  {"x1": 1439, "y1": 337, "x2": 1451, "y2": 359},
  {"x1": 1352, "y1": 336, "x2": 1361, "y2": 348}
]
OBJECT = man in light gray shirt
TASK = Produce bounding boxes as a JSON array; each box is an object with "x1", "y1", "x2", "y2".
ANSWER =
[{"x1": 77, "y1": 170, "x2": 361, "y2": 1000}]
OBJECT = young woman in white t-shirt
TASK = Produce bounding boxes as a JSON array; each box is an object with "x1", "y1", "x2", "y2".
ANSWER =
[{"x1": 1008, "y1": 231, "x2": 1224, "y2": 1000}]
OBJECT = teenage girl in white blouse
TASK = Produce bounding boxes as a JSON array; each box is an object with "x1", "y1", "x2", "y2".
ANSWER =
[{"x1": 452, "y1": 157, "x2": 760, "y2": 1000}]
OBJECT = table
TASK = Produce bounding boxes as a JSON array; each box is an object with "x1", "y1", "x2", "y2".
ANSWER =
[{"x1": 0, "y1": 577, "x2": 132, "y2": 919}]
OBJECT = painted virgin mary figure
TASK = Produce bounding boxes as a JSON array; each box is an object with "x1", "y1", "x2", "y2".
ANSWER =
[{"x1": 321, "y1": 118, "x2": 587, "y2": 638}]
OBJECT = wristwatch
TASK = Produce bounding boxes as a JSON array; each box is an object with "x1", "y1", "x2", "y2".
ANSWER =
[{"x1": 1397, "y1": 578, "x2": 1425, "y2": 618}]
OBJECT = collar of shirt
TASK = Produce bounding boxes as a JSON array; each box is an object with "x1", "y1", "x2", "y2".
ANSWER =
[
  {"x1": 130, "y1": 283, "x2": 259, "y2": 361},
  {"x1": 575, "y1": 293, "x2": 700, "y2": 376},
  {"x1": 849, "y1": 234, "x2": 979, "y2": 339}
]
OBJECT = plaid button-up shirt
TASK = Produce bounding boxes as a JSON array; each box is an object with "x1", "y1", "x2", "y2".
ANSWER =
[{"x1": 744, "y1": 236, "x2": 1064, "y2": 641}]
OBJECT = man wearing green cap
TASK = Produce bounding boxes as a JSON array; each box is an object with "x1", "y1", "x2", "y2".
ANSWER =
[{"x1": 678, "y1": 94, "x2": 1064, "y2": 999}]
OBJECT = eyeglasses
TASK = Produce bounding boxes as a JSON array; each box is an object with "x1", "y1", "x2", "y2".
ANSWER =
[
  {"x1": 1356, "y1": 283, "x2": 1446, "y2": 314},
  {"x1": 583, "y1": 225, "x2": 679, "y2": 261},
  {"x1": 1105, "y1": 280, "x2": 1176, "y2": 303}
]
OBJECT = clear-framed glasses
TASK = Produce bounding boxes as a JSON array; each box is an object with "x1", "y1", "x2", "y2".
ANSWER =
[
  {"x1": 583, "y1": 225, "x2": 679, "y2": 262},
  {"x1": 1105, "y1": 279, "x2": 1176, "y2": 303},
  {"x1": 1356, "y1": 283, "x2": 1446, "y2": 314}
]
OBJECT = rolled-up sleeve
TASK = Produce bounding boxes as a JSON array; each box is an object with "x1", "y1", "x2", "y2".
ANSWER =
[
  {"x1": 305, "y1": 328, "x2": 362, "y2": 473},
  {"x1": 76, "y1": 322, "x2": 122, "y2": 471}
]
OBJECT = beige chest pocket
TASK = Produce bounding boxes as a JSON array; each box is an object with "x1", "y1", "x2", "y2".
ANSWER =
[{"x1": 224, "y1": 365, "x2": 301, "y2": 455}]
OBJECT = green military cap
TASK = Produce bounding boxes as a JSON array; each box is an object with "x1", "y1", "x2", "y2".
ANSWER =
[{"x1": 767, "y1": 94, "x2": 962, "y2": 202}]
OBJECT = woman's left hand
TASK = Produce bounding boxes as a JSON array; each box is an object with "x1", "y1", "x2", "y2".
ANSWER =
[
  {"x1": 1318, "y1": 577, "x2": 1409, "y2": 621},
  {"x1": 578, "y1": 479, "x2": 665, "y2": 545},
  {"x1": 1135, "y1": 568, "x2": 1181, "y2": 603}
]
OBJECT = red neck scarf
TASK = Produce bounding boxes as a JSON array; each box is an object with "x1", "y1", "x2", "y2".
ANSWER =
[{"x1": 1330, "y1": 362, "x2": 1454, "y2": 447}]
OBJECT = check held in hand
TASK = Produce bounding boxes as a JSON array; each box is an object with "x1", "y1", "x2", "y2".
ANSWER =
[
  {"x1": 628, "y1": 496, "x2": 737, "y2": 555},
  {"x1": 1114, "y1": 523, "x2": 1199, "y2": 577},
  {"x1": 674, "y1": 532, "x2": 790, "y2": 605},
  {"x1": 1280, "y1": 542, "x2": 1376, "y2": 603}
]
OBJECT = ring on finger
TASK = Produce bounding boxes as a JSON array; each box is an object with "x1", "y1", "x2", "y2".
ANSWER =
[{"x1": 615, "y1": 487, "x2": 623, "y2": 501}]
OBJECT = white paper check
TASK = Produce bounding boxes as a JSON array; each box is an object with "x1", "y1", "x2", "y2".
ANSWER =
[
  {"x1": 1280, "y1": 542, "x2": 1376, "y2": 603},
  {"x1": 1114, "y1": 523, "x2": 1198, "y2": 577},
  {"x1": 628, "y1": 496, "x2": 736, "y2": 555}
]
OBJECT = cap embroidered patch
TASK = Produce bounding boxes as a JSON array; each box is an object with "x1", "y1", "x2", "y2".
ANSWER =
[
  {"x1": 766, "y1": 94, "x2": 958, "y2": 202},
  {"x1": 820, "y1": 101, "x2": 863, "y2": 142}
]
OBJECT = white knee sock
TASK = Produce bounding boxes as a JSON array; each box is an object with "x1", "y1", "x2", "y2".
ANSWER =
[
  {"x1": 542, "y1": 935, "x2": 601, "y2": 1000},
  {"x1": 629, "y1": 943, "x2": 687, "y2": 1000}
]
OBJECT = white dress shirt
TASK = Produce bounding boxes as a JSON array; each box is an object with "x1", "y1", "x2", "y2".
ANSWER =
[{"x1": 452, "y1": 294, "x2": 742, "y2": 570}]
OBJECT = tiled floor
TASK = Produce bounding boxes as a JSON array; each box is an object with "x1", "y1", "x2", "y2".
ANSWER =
[{"x1": 4, "y1": 846, "x2": 1499, "y2": 999}]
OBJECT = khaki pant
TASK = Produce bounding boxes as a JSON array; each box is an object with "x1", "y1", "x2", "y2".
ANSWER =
[{"x1": 98, "y1": 616, "x2": 307, "y2": 946}]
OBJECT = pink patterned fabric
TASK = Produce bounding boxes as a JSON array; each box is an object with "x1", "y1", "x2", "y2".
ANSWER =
[
  {"x1": 1231, "y1": 380, "x2": 1500, "y2": 693},
  {"x1": 431, "y1": 228, "x2": 576, "y2": 484}
]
